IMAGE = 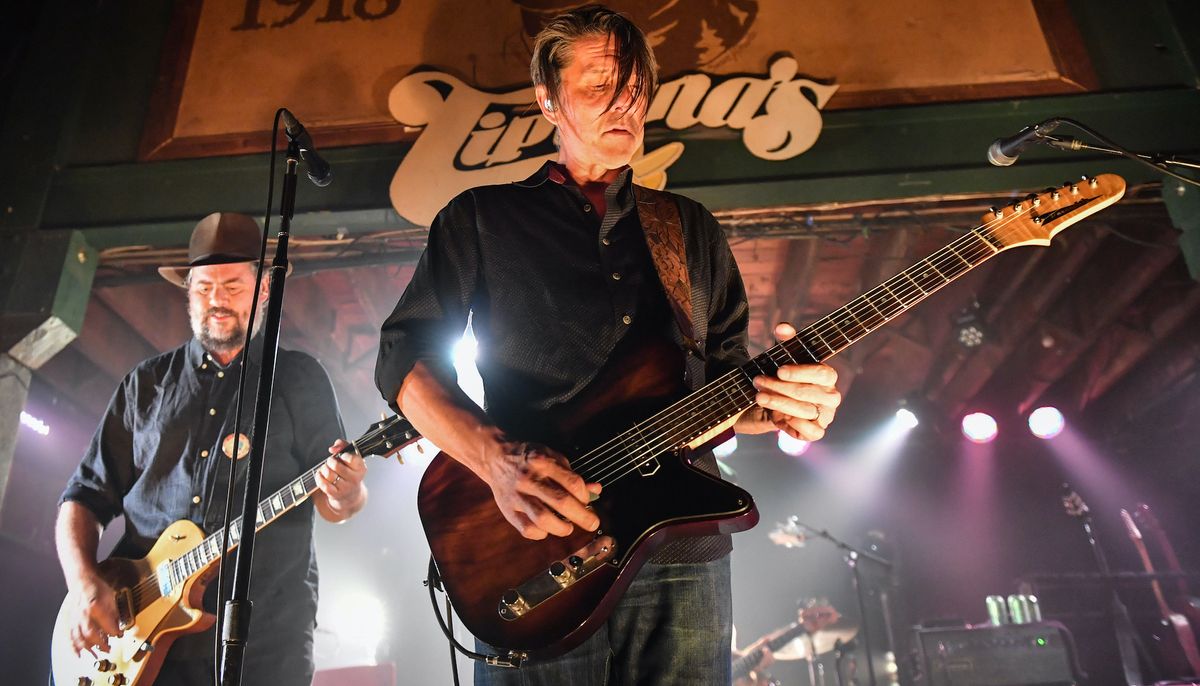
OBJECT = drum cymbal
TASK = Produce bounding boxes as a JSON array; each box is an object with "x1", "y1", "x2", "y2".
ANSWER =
[{"x1": 773, "y1": 623, "x2": 859, "y2": 661}]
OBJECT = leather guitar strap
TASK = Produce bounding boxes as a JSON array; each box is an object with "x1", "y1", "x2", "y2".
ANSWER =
[{"x1": 633, "y1": 184, "x2": 704, "y2": 360}]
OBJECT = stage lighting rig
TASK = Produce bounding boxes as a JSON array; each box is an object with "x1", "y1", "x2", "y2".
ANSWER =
[{"x1": 953, "y1": 299, "x2": 987, "y2": 349}]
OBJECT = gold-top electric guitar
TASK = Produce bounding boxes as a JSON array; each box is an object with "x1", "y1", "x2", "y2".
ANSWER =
[
  {"x1": 51, "y1": 414, "x2": 418, "y2": 686},
  {"x1": 417, "y1": 175, "x2": 1127, "y2": 662}
]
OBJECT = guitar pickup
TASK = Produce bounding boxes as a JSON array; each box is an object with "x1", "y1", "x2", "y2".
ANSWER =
[
  {"x1": 115, "y1": 587, "x2": 135, "y2": 630},
  {"x1": 498, "y1": 535, "x2": 617, "y2": 621}
]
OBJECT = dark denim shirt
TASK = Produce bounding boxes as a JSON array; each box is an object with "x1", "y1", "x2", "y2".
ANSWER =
[
  {"x1": 375, "y1": 162, "x2": 751, "y2": 562},
  {"x1": 61, "y1": 335, "x2": 344, "y2": 661}
]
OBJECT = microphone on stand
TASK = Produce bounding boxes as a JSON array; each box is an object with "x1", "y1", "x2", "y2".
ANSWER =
[
  {"x1": 986, "y1": 120, "x2": 1062, "y2": 167},
  {"x1": 280, "y1": 109, "x2": 332, "y2": 187}
]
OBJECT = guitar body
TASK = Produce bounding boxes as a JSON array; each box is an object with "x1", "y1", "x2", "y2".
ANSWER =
[
  {"x1": 1144, "y1": 613, "x2": 1200, "y2": 678},
  {"x1": 417, "y1": 334, "x2": 759, "y2": 659},
  {"x1": 51, "y1": 519, "x2": 214, "y2": 686}
]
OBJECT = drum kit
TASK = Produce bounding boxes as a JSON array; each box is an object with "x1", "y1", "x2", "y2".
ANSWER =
[{"x1": 739, "y1": 516, "x2": 896, "y2": 686}]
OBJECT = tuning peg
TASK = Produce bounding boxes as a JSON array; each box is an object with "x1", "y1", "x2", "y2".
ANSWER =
[
  {"x1": 1088, "y1": 177, "x2": 1098, "y2": 188},
  {"x1": 989, "y1": 206, "x2": 1003, "y2": 217}
]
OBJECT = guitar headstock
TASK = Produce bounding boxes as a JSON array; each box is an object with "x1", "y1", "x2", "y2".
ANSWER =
[
  {"x1": 1120, "y1": 508, "x2": 1142, "y2": 541},
  {"x1": 1131, "y1": 502, "x2": 1162, "y2": 534},
  {"x1": 981, "y1": 174, "x2": 1126, "y2": 250},
  {"x1": 355, "y1": 414, "x2": 421, "y2": 460}
]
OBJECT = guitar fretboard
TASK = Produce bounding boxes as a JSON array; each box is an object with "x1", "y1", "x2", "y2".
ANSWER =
[
  {"x1": 574, "y1": 226, "x2": 1003, "y2": 486},
  {"x1": 162, "y1": 451, "x2": 348, "y2": 588}
]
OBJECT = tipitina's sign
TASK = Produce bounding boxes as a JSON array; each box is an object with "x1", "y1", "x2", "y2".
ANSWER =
[{"x1": 388, "y1": 56, "x2": 838, "y2": 226}]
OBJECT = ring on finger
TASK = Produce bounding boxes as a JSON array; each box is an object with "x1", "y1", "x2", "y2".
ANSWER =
[{"x1": 334, "y1": 474, "x2": 342, "y2": 485}]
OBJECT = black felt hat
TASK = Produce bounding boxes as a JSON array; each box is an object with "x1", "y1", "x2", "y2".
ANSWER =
[{"x1": 158, "y1": 212, "x2": 286, "y2": 287}]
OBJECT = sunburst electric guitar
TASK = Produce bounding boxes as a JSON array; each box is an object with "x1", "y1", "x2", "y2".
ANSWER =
[
  {"x1": 418, "y1": 175, "x2": 1126, "y2": 662},
  {"x1": 51, "y1": 414, "x2": 418, "y2": 686}
]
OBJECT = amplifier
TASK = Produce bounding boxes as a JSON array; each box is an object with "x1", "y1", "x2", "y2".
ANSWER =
[{"x1": 912, "y1": 622, "x2": 1080, "y2": 686}]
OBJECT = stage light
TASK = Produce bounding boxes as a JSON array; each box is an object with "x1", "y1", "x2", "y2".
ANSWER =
[
  {"x1": 19, "y1": 411, "x2": 49, "y2": 437},
  {"x1": 1028, "y1": 406, "x2": 1065, "y2": 439},
  {"x1": 953, "y1": 300, "x2": 987, "y2": 349},
  {"x1": 323, "y1": 590, "x2": 386, "y2": 664},
  {"x1": 712, "y1": 435, "x2": 738, "y2": 458},
  {"x1": 777, "y1": 431, "x2": 810, "y2": 456},
  {"x1": 961, "y1": 412, "x2": 998, "y2": 444},
  {"x1": 452, "y1": 322, "x2": 485, "y2": 406},
  {"x1": 895, "y1": 408, "x2": 919, "y2": 430}
]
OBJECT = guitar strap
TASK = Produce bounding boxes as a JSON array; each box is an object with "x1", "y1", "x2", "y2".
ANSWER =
[{"x1": 633, "y1": 185, "x2": 704, "y2": 361}]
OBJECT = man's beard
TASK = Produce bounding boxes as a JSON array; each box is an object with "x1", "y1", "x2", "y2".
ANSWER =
[{"x1": 190, "y1": 304, "x2": 256, "y2": 354}]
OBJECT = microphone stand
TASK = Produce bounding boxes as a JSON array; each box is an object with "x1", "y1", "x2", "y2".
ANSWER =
[
  {"x1": 1042, "y1": 135, "x2": 1200, "y2": 172},
  {"x1": 795, "y1": 522, "x2": 892, "y2": 686},
  {"x1": 218, "y1": 140, "x2": 300, "y2": 686}
]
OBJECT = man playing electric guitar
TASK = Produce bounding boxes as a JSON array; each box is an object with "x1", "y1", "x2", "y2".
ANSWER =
[
  {"x1": 375, "y1": 5, "x2": 841, "y2": 684},
  {"x1": 55, "y1": 213, "x2": 369, "y2": 685}
]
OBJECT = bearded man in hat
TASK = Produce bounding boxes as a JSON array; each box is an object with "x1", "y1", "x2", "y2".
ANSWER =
[
  {"x1": 55, "y1": 212, "x2": 368, "y2": 685},
  {"x1": 376, "y1": 5, "x2": 840, "y2": 684}
]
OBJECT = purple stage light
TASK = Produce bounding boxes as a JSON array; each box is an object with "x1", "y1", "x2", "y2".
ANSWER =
[
  {"x1": 1028, "y1": 406, "x2": 1065, "y2": 439},
  {"x1": 961, "y1": 412, "x2": 998, "y2": 444}
]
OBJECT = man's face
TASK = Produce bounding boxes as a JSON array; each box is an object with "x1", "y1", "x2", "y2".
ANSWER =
[
  {"x1": 540, "y1": 34, "x2": 647, "y2": 171},
  {"x1": 186, "y1": 262, "x2": 265, "y2": 355}
]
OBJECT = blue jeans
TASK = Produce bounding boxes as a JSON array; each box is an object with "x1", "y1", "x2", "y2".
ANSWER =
[{"x1": 475, "y1": 556, "x2": 733, "y2": 686}]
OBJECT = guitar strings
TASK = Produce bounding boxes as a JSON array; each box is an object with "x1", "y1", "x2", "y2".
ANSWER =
[
  {"x1": 586, "y1": 203, "x2": 1061, "y2": 486},
  {"x1": 123, "y1": 423, "x2": 397, "y2": 607},
  {"x1": 571, "y1": 206, "x2": 1035, "y2": 486},
  {"x1": 581, "y1": 212, "x2": 1021, "y2": 485}
]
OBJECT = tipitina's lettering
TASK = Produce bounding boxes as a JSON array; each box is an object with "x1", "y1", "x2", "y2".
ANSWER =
[{"x1": 388, "y1": 57, "x2": 836, "y2": 225}]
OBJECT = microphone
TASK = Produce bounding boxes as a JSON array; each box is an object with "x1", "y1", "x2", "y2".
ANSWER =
[
  {"x1": 986, "y1": 120, "x2": 1061, "y2": 167},
  {"x1": 280, "y1": 109, "x2": 332, "y2": 187}
]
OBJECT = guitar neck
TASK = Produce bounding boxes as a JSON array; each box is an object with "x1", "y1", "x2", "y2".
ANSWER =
[
  {"x1": 733, "y1": 621, "x2": 808, "y2": 679},
  {"x1": 576, "y1": 226, "x2": 1002, "y2": 485},
  {"x1": 163, "y1": 444, "x2": 358, "y2": 584}
]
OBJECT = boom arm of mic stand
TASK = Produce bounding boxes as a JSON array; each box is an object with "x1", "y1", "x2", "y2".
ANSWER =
[{"x1": 219, "y1": 143, "x2": 299, "y2": 686}]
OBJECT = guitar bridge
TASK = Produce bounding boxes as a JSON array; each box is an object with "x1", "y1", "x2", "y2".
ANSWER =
[{"x1": 498, "y1": 535, "x2": 617, "y2": 621}]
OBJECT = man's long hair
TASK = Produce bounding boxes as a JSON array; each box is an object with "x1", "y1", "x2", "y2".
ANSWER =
[{"x1": 530, "y1": 4, "x2": 658, "y2": 115}]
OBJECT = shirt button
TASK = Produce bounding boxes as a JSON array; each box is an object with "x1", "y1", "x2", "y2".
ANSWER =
[
  {"x1": 583, "y1": 203, "x2": 592, "y2": 213},
  {"x1": 209, "y1": 408, "x2": 217, "y2": 416},
  {"x1": 611, "y1": 272, "x2": 621, "y2": 281},
  {"x1": 622, "y1": 315, "x2": 632, "y2": 325},
  {"x1": 217, "y1": 371, "x2": 225, "y2": 378},
  {"x1": 601, "y1": 238, "x2": 611, "y2": 246},
  {"x1": 192, "y1": 496, "x2": 202, "y2": 505},
  {"x1": 201, "y1": 363, "x2": 208, "y2": 370},
  {"x1": 200, "y1": 449, "x2": 209, "y2": 458}
]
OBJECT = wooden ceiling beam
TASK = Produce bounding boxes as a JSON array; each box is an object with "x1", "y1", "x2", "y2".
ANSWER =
[
  {"x1": 989, "y1": 223, "x2": 1182, "y2": 415},
  {"x1": 94, "y1": 282, "x2": 191, "y2": 353},
  {"x1": 72, "y1": 296, "x2": 160, "y2": 381},
  {"x1": 1088, "y1": 309, "x2": 1200, "y2": 428},
  {"x1": 1047, "y1": 260, "x2": 1200, "y2": 412},
  {"x1": 927, "y1": 227, "x2": 1105, "y2": 413}
]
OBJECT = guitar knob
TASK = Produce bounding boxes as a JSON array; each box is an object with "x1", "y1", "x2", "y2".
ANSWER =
[
  {"x1": 500, "y1": 589, "x2": 530, "y2": 618},
  {"x1": 108, "y1": 675, "x2": 128, "y2": 686},
  {"x1": 549, "y1": 561, "x2": 574, "y2": 588},
  {"x1": 94, "y1": 659, "x2": 115, "y2": 672},
  {"x1": 77, "y1": 678, "x2": 93, "y2": 686}
]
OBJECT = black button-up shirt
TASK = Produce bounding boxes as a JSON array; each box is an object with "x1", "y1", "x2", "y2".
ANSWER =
[
  {"x1": 61, "y1": 335, "x2": 344, "y2": 666},
  {"x1": 376, "y1": 162, "x2": 751, "y2": 562}
]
